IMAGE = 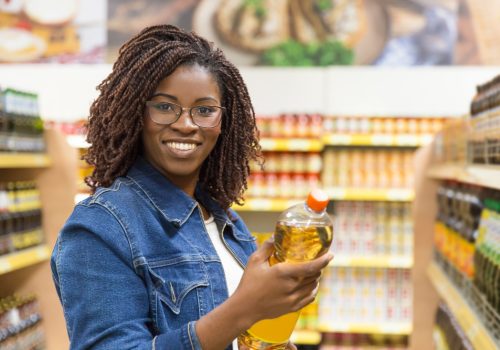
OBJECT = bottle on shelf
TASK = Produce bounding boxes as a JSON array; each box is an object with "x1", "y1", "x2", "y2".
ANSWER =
[{"x1": 238, "y1": 189, "x2": 333, "y2": 350}]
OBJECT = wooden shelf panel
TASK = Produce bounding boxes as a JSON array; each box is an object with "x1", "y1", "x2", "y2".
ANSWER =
[
  {"x1": 427, "y1": 164, "x2": 500, "y2": 190},
  {"x1": 325, "y1": 188, "x2": 414, "y2": 201},
  {"x1": 331, "y1": 255, "x2": 413, "y2": 268},
  {"x1": 323, "y1": 133, "x2": 432, "y2": 147},
  {"x1": 427, "y1": 262, "x2": 498, "y2": 350},
  {"x1": 291, "y1": 330, "x2": 321, "y2": 345},
  {"x1": 0, "y1": 153, "x2": 51, "y2": 168},
  {"x1": 0, "y1": 245, "x2": 51, "y2": 275},
  {"x1": 260, "y1": 138, "x2": 323, "y2": 152},
  {"x1": 318, "y1": 322, "x2": 412, "y2": 335}
]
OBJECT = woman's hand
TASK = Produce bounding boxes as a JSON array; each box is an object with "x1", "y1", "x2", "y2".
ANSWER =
[{"x1": 234, "y1": 238, "x2": 333, "y2": 326}]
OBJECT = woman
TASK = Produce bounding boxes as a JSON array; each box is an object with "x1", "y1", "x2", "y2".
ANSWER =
[{"x1": 51, "y1": 25, "x2": 332, "y2": 350}]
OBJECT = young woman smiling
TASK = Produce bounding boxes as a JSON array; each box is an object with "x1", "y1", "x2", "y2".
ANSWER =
[{"x1": 51, "y1": 25, "x2": 332, "y2": 350}]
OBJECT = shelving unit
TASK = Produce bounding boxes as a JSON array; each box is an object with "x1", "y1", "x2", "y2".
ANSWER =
[
  {"x1": 260, "y1": 138, "x2": 323, "y2": 152},
  {"x1": 428, "y1": 262, "x2": 498, "y2": 350},
  {"x1": 323, "y1": 133, "x2": 433, "y2": 147},
  {"x1": 325, "y1": 188, "x2": 414, "y2": 201},
  {"x1": 291, "y1": 330, "x2": 322, "y2": 345},
  {"x1": 318, "y1": 322, "x2": 412, "y2": 335},
  {"x1": 331, "y1": 255, "x2": 413, "y2": 268},
  {"x1": 427, "y1": 164, "x2": 500, "y2": 190},
  {"x1": 0, "y1": 245, "x2": 51, "y2": 274},
  {"x1": 0, "y1": 153, "x2": 51, "y2": 168},
  {"x1": 0, "y1": 129, "x2": 78, "y2": 350}
]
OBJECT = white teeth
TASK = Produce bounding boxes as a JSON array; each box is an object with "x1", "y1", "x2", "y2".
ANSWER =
[{"x1": 166, "y1": 142, "x2": 196, "y2": 151}]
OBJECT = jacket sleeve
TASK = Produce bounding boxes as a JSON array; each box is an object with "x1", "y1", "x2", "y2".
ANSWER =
[{"x1": 51, "y1": 202, "x2": 203, "y2": 350}]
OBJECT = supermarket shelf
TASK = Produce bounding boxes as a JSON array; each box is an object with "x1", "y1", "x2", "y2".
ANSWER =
[
  {"x1": 427, "y1": 262, "x2": 498, "y2": 350},
  {"x1": 0, "y1": 153, "x2": 51, "y2": 168},
  {"x1": 0, "y1": 245, "x2": 51, "y2": 275},
  {"x1": 325, "y1": 188, "x2": 414, "y2": 201},
  {"x1": 331, "y1": 255, "x2": 413, "y2": 268},
  {"x1": 427, "y1": 164, "x2": 500, "y2": 191},
  {"x1": 318, "y1": 322, "x2": 412, "y2": 335},
  {"x1": 323, "y1": 133, "x2": 433, "y2": 147},
  {"x1": 234, "y1": 198, "x2": 301, "y2": 211},
  {"x1": 66, "y1": 134, "x2": 90, "y2": 148},
  {"x1": 260, "y1": 138, "x2": 323, "y2": 152},
  {"x1": 291, "y1": 330, "x2": 322, "y2": 345},
  {"x1": 433, "y1": 327, "x2": 450, "y2": 350}
]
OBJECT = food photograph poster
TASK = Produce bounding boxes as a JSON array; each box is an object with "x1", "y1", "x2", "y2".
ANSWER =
[{"x1": 0, "y1": 0, "x2": 499, "y2": 66}]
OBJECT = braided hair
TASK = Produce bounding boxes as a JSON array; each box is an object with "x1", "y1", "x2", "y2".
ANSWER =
[{"x1": 84, "y1": 24, "x2": 262, "y2": 210}]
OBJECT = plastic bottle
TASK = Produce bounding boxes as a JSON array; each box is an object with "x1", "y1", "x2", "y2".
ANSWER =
[{"x1": 238, "y1": 189, "x2": 334, "y2": 349}]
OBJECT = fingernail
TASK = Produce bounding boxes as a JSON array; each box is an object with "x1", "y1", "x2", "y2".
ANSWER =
[{"x1": 327, "y1": 253, "x2": 334, "y2": 261}]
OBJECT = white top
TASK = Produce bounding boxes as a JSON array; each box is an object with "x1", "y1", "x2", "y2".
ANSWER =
[{"x1": 204, "y1": 215, "x2": 244, "y2": 350}]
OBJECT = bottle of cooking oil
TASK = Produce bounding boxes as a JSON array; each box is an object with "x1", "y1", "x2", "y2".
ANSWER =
[{"x1": 238, "y1": 189, "x2": 333, "y2": 350}]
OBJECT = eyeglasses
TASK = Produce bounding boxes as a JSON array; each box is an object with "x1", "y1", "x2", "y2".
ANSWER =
[{"x1": 145, "y1": 101, "x2": 224, "y2": 128}]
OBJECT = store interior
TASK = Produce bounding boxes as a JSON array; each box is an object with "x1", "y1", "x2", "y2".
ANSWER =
[{"x1": 1, "y1": 1, "x2": 500, "y2": 350}]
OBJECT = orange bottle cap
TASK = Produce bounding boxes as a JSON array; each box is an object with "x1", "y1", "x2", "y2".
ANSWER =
[{"x1": 307, "y1": 188, "x2": 329, "y2": 212}]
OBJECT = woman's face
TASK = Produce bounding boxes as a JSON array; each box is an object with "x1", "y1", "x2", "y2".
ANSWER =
[{"x1": 142, "y1": 64, "x2": 222, "y2": 191}]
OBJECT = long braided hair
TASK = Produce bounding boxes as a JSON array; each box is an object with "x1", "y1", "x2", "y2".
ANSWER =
[{"x1": 84, "y1": 24, "x2": 262, "y2": 210}]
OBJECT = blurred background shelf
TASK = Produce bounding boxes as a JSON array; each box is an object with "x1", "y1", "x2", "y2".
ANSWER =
[
  {"x1": 427, "y1": 164, "x2": 500, "y2": 190},
  {"x1": 325, "y1": 188, "x2": 414, "y2": 201},
  {"x1": 427, "y1": 262, "x2": 498, "y2": 350},
  {"x1": 291, "y1": 330, "x2": 322, "y2": 345},
  {"x1": 234, "y1": 198, "x2": 301, "y2": 211},
  {"x1": 323, "y1": 134, "x2": 433, "y2": 147},
  {"x1": 331, "y1": 255, "x2": 413, "y2": 268},
  {"x1": 0, "y1": 153, "x2": 51, "y2": 168},
  {"x1": 318, "y1": 322, "x2": 412, "y2": 335},
  {"x1": 260, "y1": 138, "x2": 323, "y2": 152},
  {"x1": 0, "y1": 245, "x2": 51, "y2": 275}
]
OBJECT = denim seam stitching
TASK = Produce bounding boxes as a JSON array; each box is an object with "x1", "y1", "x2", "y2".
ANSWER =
[
  {"x1": 187, "y1": 322, "x2": 195, "y2": 350},
  {"x1": 55, "y1": 237, "x2": 72, "y2": 338},
  {"x1": 91, "y1": 201, "x2": 137, "y2": 268}
]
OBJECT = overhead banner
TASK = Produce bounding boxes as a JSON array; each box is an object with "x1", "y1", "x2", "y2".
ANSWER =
[{"x1": 1, "y1": 0, "x2": 499, "y2": 65}]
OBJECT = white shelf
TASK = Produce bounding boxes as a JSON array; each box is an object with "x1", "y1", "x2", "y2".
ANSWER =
[
  {"x1": 323, "y1": 133, "x2": 432, "y2": 147},
  {"x1": 318, "y1": 322, "x2": 412, "y2": 335},
  {"x1": 331, "y1": 255, "x2": 413, "y2": 268},
  {"x1": 325, "y1": 187, "x2": 414, "y2": 201},
  {"x1": 428, "y1": 164, "x2": 500, "y2": 191}
]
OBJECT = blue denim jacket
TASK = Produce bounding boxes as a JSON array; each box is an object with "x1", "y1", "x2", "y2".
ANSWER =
[{"x1": 51, "y1": 157, "x2": 257, "y2": 350}]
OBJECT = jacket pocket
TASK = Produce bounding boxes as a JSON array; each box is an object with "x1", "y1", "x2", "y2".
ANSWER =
[{"x1": 148, "y1": 258, "x2": 209, "y2": 316}]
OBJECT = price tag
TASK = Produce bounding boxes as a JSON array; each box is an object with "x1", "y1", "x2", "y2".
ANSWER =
[
  {"x1": 396, "y1": 135, "x2": 418, "y2": 146},
  {"x1": 327, "y1": 134, "x2": 351, "y2": 145},
  {"x1": 259, "y1": 139, "x2": 276, "y2": 150},
  {"x1": 371, "y1": 134, "x2": 393, "y2": 145},
  {"x1": 288, "y1": 139, "x2": 308, "y2": 151}
]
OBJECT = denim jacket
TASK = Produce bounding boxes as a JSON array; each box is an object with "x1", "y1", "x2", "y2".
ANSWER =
[{"x1": 51, "y1": 157, "x2": 257, "y2": 350}]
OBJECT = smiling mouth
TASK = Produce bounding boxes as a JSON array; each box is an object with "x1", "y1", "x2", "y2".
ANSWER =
[{"x1": 163, "y1": 141, "x2": 198, "y2": 151}]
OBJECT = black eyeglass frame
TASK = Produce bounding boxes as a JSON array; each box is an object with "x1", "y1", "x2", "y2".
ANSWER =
[{"x1": 145, "y1": 101, "x2": 225, "y2": 128}]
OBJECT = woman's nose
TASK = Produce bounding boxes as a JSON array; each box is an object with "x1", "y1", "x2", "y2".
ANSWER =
[{"x1": 170, "y1": 108, "x2": 198, "y2": 131}]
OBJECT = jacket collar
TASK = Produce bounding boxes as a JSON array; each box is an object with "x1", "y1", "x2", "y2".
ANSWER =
[{"x1": 126, "y1": 157, "x2": 231, "y2": 226}]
